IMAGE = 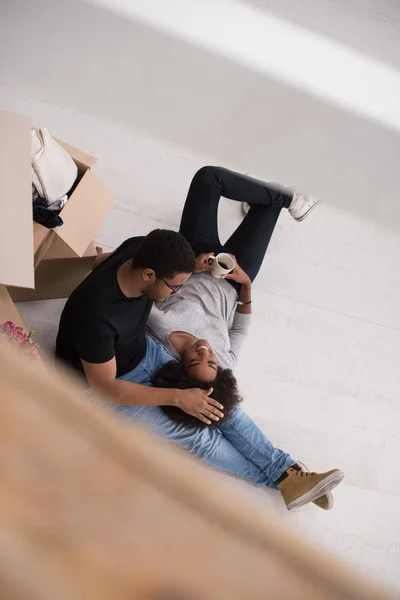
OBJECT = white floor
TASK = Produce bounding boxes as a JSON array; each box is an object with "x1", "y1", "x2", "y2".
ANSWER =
[{"x1": 3, "y1": 89, "x2": 400, "y2": 594}]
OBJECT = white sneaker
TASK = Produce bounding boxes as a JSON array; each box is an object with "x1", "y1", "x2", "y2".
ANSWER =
[
  {"x1": 289, "y1": 192, "x2": 320, "y2": 222},
  {"x1": 242, "y1": 202, "x2": 250, "y2": 216}
]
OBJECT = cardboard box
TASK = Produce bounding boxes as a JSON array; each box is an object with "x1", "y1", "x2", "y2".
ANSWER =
[
  {"x1": 32, "y1": 128, "x2": 114, "y2": 260},
  {"x1": 0, "y1": 285, "x2": 46, "y2": 368},
  {"x1": 0, "y1": 113, "x2": 33, "y2": 333},
  {"x1": 0, "y1": 113, "x2": 34, "y2": 290},
  {"x1": 33, "y1": 136, "x2": 114, "y2": 258},
  {"x1": 0, "y1": 285, "x2": 26, "y2": 329},
  {"x1": 9, "y1": 238, "x2": 98, "y2": 302},
  {"x1": 1, "y1": 111, "x2": 115, "y2": 301}
]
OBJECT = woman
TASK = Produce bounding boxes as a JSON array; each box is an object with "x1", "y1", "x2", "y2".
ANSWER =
[
  {"x1": 114, "y1": 167, "x2": 343, "y2": 510},
  {"x1": 146, "y1": 166, "x2": 313, "y2": 422}
]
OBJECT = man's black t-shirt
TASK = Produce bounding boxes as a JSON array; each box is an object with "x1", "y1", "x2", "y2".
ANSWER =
[{"x1": 55, "y1": 237, "x2": 152, "y2": 378}]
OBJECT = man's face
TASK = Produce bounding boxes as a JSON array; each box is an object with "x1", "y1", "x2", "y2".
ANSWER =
[{"x1": 145, "y1": 272, "x2": 191, "y2": 302}]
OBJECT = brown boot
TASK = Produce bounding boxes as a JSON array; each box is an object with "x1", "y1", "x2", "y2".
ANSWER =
[
  {"x1": 313, "y1": 493, "x2": 333, "y2": 510},
  {"x1": 277, "y1": 464, "x2": 344, "y2": 511},
  {"x1": 296, "y1": 461, "x2": 334, "y2": 510}
]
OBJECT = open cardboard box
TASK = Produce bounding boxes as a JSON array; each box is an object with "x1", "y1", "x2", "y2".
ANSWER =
[
  {"x1": 31, "y1": 135, "x2": 114, "y2": 259},
  {"x1": 0, "y1": 111, "x2": 115, "y2": 302},
  {"x1": 0, "y1": 285, "x2": 26, "y2": 329},
  {"x1": 0, "y1": 113, "x2": 33, "y2": 329},
  {"x1": 0, "y1": 114, "x2": 42, "y2": 363},
  {"x1": 9, "y1": 238, "x2": 99, "y2": 302}
]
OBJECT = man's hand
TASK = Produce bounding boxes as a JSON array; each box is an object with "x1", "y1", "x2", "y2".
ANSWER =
[
  {"x1": 92, "y1": 246, "x2": 113, "y2": 270},
  {"x1": 195, "y1": 253, "x2": 215, "y2": 273},
  {"x1": 223, "y1": 254, "x2": 251, "y2": 286},
  {"x1": 175, "y1": 388, "x2": 224, "y2": 425}
]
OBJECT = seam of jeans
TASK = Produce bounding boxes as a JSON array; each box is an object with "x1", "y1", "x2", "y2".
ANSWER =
[{"x1": 225, "y1": 420, "x2": 272, "y2": 460}]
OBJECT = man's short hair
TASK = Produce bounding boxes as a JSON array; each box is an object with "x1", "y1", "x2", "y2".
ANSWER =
[{"x1": 133, "y1": 229, "x2": 196, "y2": 278}]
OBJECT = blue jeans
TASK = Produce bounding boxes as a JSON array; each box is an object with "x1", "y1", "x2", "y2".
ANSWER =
[{"x1": 116, "y1": 335, "x2": 294, "y2": 487}]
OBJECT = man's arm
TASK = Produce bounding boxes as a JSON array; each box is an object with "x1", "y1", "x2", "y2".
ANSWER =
[
  {"x1": 81, "y1": 358, "x2": 224, "y2": 424},
  {"x1": 77, "y1": 311, "x2": 174, "y2": 407},
  {"x1": 92, "y1": 237, "x2": 146, "y2": 271},
  {"x1": 92, "y1": 247, "x2": 113, "y2": 271},
  {"x1": 82, "y1": 357, "x2": 178, "y2": 407}
]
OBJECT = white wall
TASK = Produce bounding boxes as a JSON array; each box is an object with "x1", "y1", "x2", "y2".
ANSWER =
[{"x1": 1, "y1": 0, "x2": 400, "y2": 593}]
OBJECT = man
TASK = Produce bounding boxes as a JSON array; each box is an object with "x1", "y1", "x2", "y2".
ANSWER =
[{"x1": 56, "y1": 229, "x2": 217, "y2": 417}]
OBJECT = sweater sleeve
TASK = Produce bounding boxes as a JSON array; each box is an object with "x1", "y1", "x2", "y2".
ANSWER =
[{"x1": 228, "y1": 312, "x2": 251, "y2": 368}]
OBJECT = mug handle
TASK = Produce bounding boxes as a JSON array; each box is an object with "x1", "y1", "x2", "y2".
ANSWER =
[{"x1": 206, "y1": 255, "x2": 216, "y2": 266}]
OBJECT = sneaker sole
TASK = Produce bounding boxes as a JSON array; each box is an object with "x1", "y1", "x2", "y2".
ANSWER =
[
  {"x1": 296, "y1": 461, "x2": 334, "y2": 510},
  {"x1": 287, "y1": 470, "x2": 344, "y2": 511},
  {"x1": 293, "y1": 200, "x2": 320, "y2": 222},
  {"x1": 241, "y1": 202, "x2": 250, "y2": 217},
  {"x1": 314, "y1": 493, "x2": 334, "y2": 510}
]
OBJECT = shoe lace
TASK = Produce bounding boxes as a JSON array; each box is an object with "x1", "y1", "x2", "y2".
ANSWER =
[{"x1": 290, "y1": 463, "x2": 316, "y2": 477}]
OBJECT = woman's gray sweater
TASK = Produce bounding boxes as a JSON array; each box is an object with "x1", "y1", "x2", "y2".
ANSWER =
[{"x1": 146, "y1": 272, "x2": 250, "y2": 370}]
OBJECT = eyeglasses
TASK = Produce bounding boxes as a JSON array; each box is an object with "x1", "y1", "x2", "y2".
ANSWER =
[{"x1": 160, "y1": 277, "x2": 184, "y2": 295}]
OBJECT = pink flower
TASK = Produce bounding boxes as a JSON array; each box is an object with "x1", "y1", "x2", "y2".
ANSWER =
[{"x1": 0, "y1": 321, "x2": 40, "y2": 360}]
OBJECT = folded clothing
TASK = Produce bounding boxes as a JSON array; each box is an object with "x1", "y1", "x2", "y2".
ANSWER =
[
  {"x1": 32, "y1": 184, "x2": 67, "y2": 211},
  {"x1": 32, "y1": 185, "x2": 64, "y2": 229},
  {"x1": 32, "y1": 184, "x2": 41, "y2": 204},
  {"x1": 31, "y1": 128, "x2": 78, "y2": 203},
  {"x1": 47, "y1": 194, "x2": 68, "y2": 211}
]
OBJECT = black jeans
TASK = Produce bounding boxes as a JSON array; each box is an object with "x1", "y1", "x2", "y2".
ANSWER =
[{"x1": 179, "y1": 166, "x2": 293, "y2": 284}]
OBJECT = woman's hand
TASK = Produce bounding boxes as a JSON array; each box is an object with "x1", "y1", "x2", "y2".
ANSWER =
[
  {"x1": 175, "y1": 388, "x2": 224, "y2": 425},
  {"x1": 195, "y1": 252, "x2": 215, "y2": 273},
  {"x1": 223, "y1": 255, "x2": 251, "y2": 286}
]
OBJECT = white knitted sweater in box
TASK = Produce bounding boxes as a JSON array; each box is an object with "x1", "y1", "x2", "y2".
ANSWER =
[{"x1": 31, "y1": 128, "x2": 78, "y2": 203}]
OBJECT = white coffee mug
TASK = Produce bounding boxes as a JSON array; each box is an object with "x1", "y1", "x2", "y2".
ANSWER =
[{"x1": 209, "y1": 253, "x2": 235, "y2": 279}]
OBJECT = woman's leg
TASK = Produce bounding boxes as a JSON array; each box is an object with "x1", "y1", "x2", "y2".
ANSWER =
[{"x1": 179, "y1": 166, "x2": 292, "y2": 280}]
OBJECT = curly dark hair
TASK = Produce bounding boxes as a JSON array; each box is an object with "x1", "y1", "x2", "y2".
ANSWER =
[
  {"x1": 151, "y1": 361, "x2": 242, "y2": 429},
  {"x1": 133, "y1": 229, "x2": 196, "y2": 279}
]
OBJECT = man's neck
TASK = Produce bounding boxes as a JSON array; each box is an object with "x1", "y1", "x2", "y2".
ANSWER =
[{"x1": 117, "y1": 260, "x2": 145, "y2": 298}]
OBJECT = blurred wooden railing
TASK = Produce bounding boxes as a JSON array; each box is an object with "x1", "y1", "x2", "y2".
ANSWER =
[{"x1": 0, "y1": 341, "x2": 395, "y2": 600}]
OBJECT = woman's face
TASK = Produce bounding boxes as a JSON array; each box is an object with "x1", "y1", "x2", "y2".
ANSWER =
[{"x1": 183, "y1": 339, "x2": 219, "y2": 382}]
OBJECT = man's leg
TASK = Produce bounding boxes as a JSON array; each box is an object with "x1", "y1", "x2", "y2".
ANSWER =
[
  {"x1": 179, "y1": 166, "x2": 292, "y2": 281},
  {"x1": 117, "y1": 335, "x2": 176, "y2": 387},
  {"x1": 117, "y1": 403, "x2": 277, "y2": 487},
  {"x1": 115, "y1": 334, "x2": 294, "y2": 487},
  {"x1": 219, "y1": 407, "x2": 294, "y2": 488},
  {"x1": 116, "y1": 403, "x2": 343, "y2": 509},
  {"x1": 218, "y1": 408, "x2": 343, "y2": 510}
]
